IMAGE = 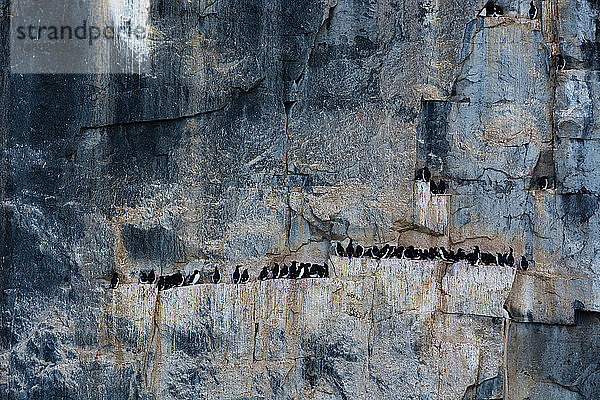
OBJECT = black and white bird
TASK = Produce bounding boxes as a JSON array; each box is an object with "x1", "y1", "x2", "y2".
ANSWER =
[
  {"x1": 354, "y1": 244, "x2": 364, "y2": 258},
  {"x1": 520, "y1": 256, "x2": 529, "y2": 270},
  {"x1": 110, "y1": 272, "x2": 119, "y2": 289},
  {"x1": 240, "y1": 268, "x2": 249, "y2": 283},
  {"x1": 538, "y1": 176, "x2": 551, "y2": 190},
  {"x1": 139, "y1": 271, "x2": 149, "y2": 284},
  {"x1": 289, "y1": 261, "x2": 298, "y2": 279},
  {"x1": 346, "y1": 240, "x2": 354, "y2": 258},
  {"x1": 212, "y1": 266, "x2": 221, "y2": 284},
  {"x1": 279, "y1": 263, "x2": 289, "y2": 278},
  {"x1": 336, "y1": 242, "x2": 346, "y2": 257},
  {"x1": 298, "y1": 263, "x2": 307, "y2": 279},
  {"x1": 272, "y1": 263, "x2": 280, "y2": 279},
  {"x1": 188, "y1": 270, "x2": 201, "y2": 285},
  {"x1": 415, "y1": 167, "x2": 431, "y2": 182},
  {"x1": 430, "y1": 180, "x2": 438, "y2": 194},
  {"x1": 507, "y1": 248, "x2": 515, "y2": 267},
  {"x1": 148, "y1": 270, "x2": 156, "y2": 284},
  {"x1": 556, "y1": 54, "x2": 566, "y2": 71},
  {"x1": 528, "y1": 1, "x2": 537, "y2": 19},
  {"x1": 233, "y1": 265, "x2": 241, "y2": 284},
  {"x1": 480, "y1": 1, "x2": 500, "y2": 17},
  {"x1": 437, "y1": 180, "x2": 447, "y2": 194},
  {"x1": 258, "y1": 266, "x2": 269, "y2": 281}
]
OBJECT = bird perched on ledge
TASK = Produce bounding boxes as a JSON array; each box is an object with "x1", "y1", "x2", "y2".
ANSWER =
[
  {"x1": 415, "y1": 167, "x2": 431, "y2": 182},
  {"x1": 110, "y1": 272, "x2": 119, "y2": 289},
  {"x1": 212, "y1": 266, "x2": 220, "y2": 284},
  {"x1": 528, "y1": 1, "x2": 537, "y2": 19},
  {"x1": 258, "y1": 266, "x2": 269, "y2": 281},
  {"x1": 233, "y1": 265, "x2": 241, "y2": 284}
]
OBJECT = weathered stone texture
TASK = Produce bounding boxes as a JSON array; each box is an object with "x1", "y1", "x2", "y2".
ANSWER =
[{"x1": 2, "y1": 0, "x2": 600, "y2": 399}]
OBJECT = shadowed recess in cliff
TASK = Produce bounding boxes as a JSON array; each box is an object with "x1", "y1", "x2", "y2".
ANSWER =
[
  {"x1": 560, "y1": 192, "x2": 599, "y2": 225},
  {"x1": 417, "y1": 100, "x2": 451, "y2": 171},
  {"x1": 122, "y1": 224, "x2": 186, "y2": 263}
]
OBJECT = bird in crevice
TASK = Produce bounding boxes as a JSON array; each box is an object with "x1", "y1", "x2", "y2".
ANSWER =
[
  {"x1": 212, "y1": 266, "x2": 221, "y2": 284},
  {"x1": 110, "y1": 272, "x2": 119, "y2": 289},
  {"x1": 415, "y1": 167, "x2": 431, "y2": 182},
  {"x1": 528, "y1": 1, "x2": 537, "y2": 19},
  {"x1": 258, "y1": 266, "x2": 269, "y2": 281},
  {"x1": 148, "y1": 270, "x2": 156, "y2": 284},
  {"x1": 363, "y1": 247, "x2": 373, "y2": 258},
  {"x1": 139, "y1": 271, "x2": 148, "y2": 284},
  {"x1": 233, "y1": 265, "x2": 241, "y2": 284},
  {"x1": 480, "y1": 1, "x2": 502, "y2": 17},
  {"x1": 537, "y1": 176, "x2": 552, "y2": 190},
  {"x1": 272, "y1": 263, "x2": 280, "y2": 279},
  {"x1": 556, "y1": 54, "x2": 566, "y2": 71},
  {"x1": 240, "y1": 268, "x2": 249, "y2": 283}
]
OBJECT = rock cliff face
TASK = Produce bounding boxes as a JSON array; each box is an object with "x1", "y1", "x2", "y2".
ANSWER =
[{"x1": 2, "y1": 0, "x2": 600, "y2": 399}]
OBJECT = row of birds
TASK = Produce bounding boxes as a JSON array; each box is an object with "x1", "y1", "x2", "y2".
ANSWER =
[
  {"x1": 417, "y1": 167, "x2": 555, "y2": 192},
  {"x1": 333, "y1": 240, "x2": 529, "y2": 269},
  {"x1": 110, "y1": 262, "x2": 329, "y2": 291},
  {"x1": 415, "y1": 167, "x2": 447, "y2": 194},
  {"x1": 480, "y1": 1, "x2": 537, "y2": 20}
]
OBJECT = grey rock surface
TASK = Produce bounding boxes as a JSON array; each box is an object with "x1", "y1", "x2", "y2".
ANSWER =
[{"x1": 2, "y1": 0, "x2": 600, "y2": 399}]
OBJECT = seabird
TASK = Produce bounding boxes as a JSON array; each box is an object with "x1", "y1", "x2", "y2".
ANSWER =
[
  {"x1": 272, "y1": 263, "x2": 280, "y2": 279},
  {"x1": 415, "y1": 167, "x2": 432, "y2": 182},
  {"x1": 299, "y1": 263, "x2": 311, "y2": 278},
  {"x1": 372, "y1": 245, "x2": 381, "y2": 259},
  {"x1": 190, "y1": 270, "x2": 201, "y2": 285},
  {"x1": 354, "y1": 245, "x2": 364, "y2": 258},
  {"x1": 439, "y1": 247, "x2": 448, "y2": 261},
  {"x1": 233, "y1": 265, "x2": 241, "y2": 284},
  {"x1": 279, "y1": 263, "x2": 289, "y2": 278},
  {"x1": 289, "y1": 261, "x2": 298, "y2": 279},
  {"x1": 258, "y1": 266, "x2": 269, "y2": 281},
  {"x1": 556, "y1": 54, "x2": 566, "y2": 71},
  {"x1": 520, "y1": 256, "x2": 529, "y2": 270},
  {"x1": 437, "y1": 180, "x2": 447, "y2": 194},
  {"x1": 430, "y1": 180, "x2": 438, "y2": 194},
  {"x1": 480, "y1": 1, "x2": 496, "y2": 17},
  {"x1": 148, "y1": 270, "x2": 156, "y2": 284},
  {"x1": 380, "y1": 244, "x2": 391, "y2": 259},
  {"x1": 507, "y1": 248, "x2": 515, "y2": 267},
  {"x1": 240, "y1": 268, "x2": 249, "y2": 283},
  {"x1": 139, "y1": 271, "x2": 148, "y2": 284},
  {"x1": 336, "y1": 242, "x2": 346, "y2": 257},
  {"x1": 538, "y1": 176, "x2": 551, "y2": 190},
  {"x1": 392, "y1": 246, "x2": 404, "y2": 258},
  {"x1": 528, "y1": 1, "x2": 537, "y2": 19},
  {"x1": 212, "y1": 266, "x2": 220, "y2": 283},
  {"x1": 110, "y1": 272, "x2": 119, "y2": 289},
  {"x1": 346, "y1": 240, "x2": 354, "y2": 258},
  {"x1": 363, "y1": 247, "x2": 373, "y2": 258},
  {"x1": 385, "y1": 246, "x2": 396, "y2": 258}
]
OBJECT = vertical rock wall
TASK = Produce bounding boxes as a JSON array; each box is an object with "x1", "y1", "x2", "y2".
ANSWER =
[{"x1": 2, "y1": 0, "x2": 600, "y2": 399}]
